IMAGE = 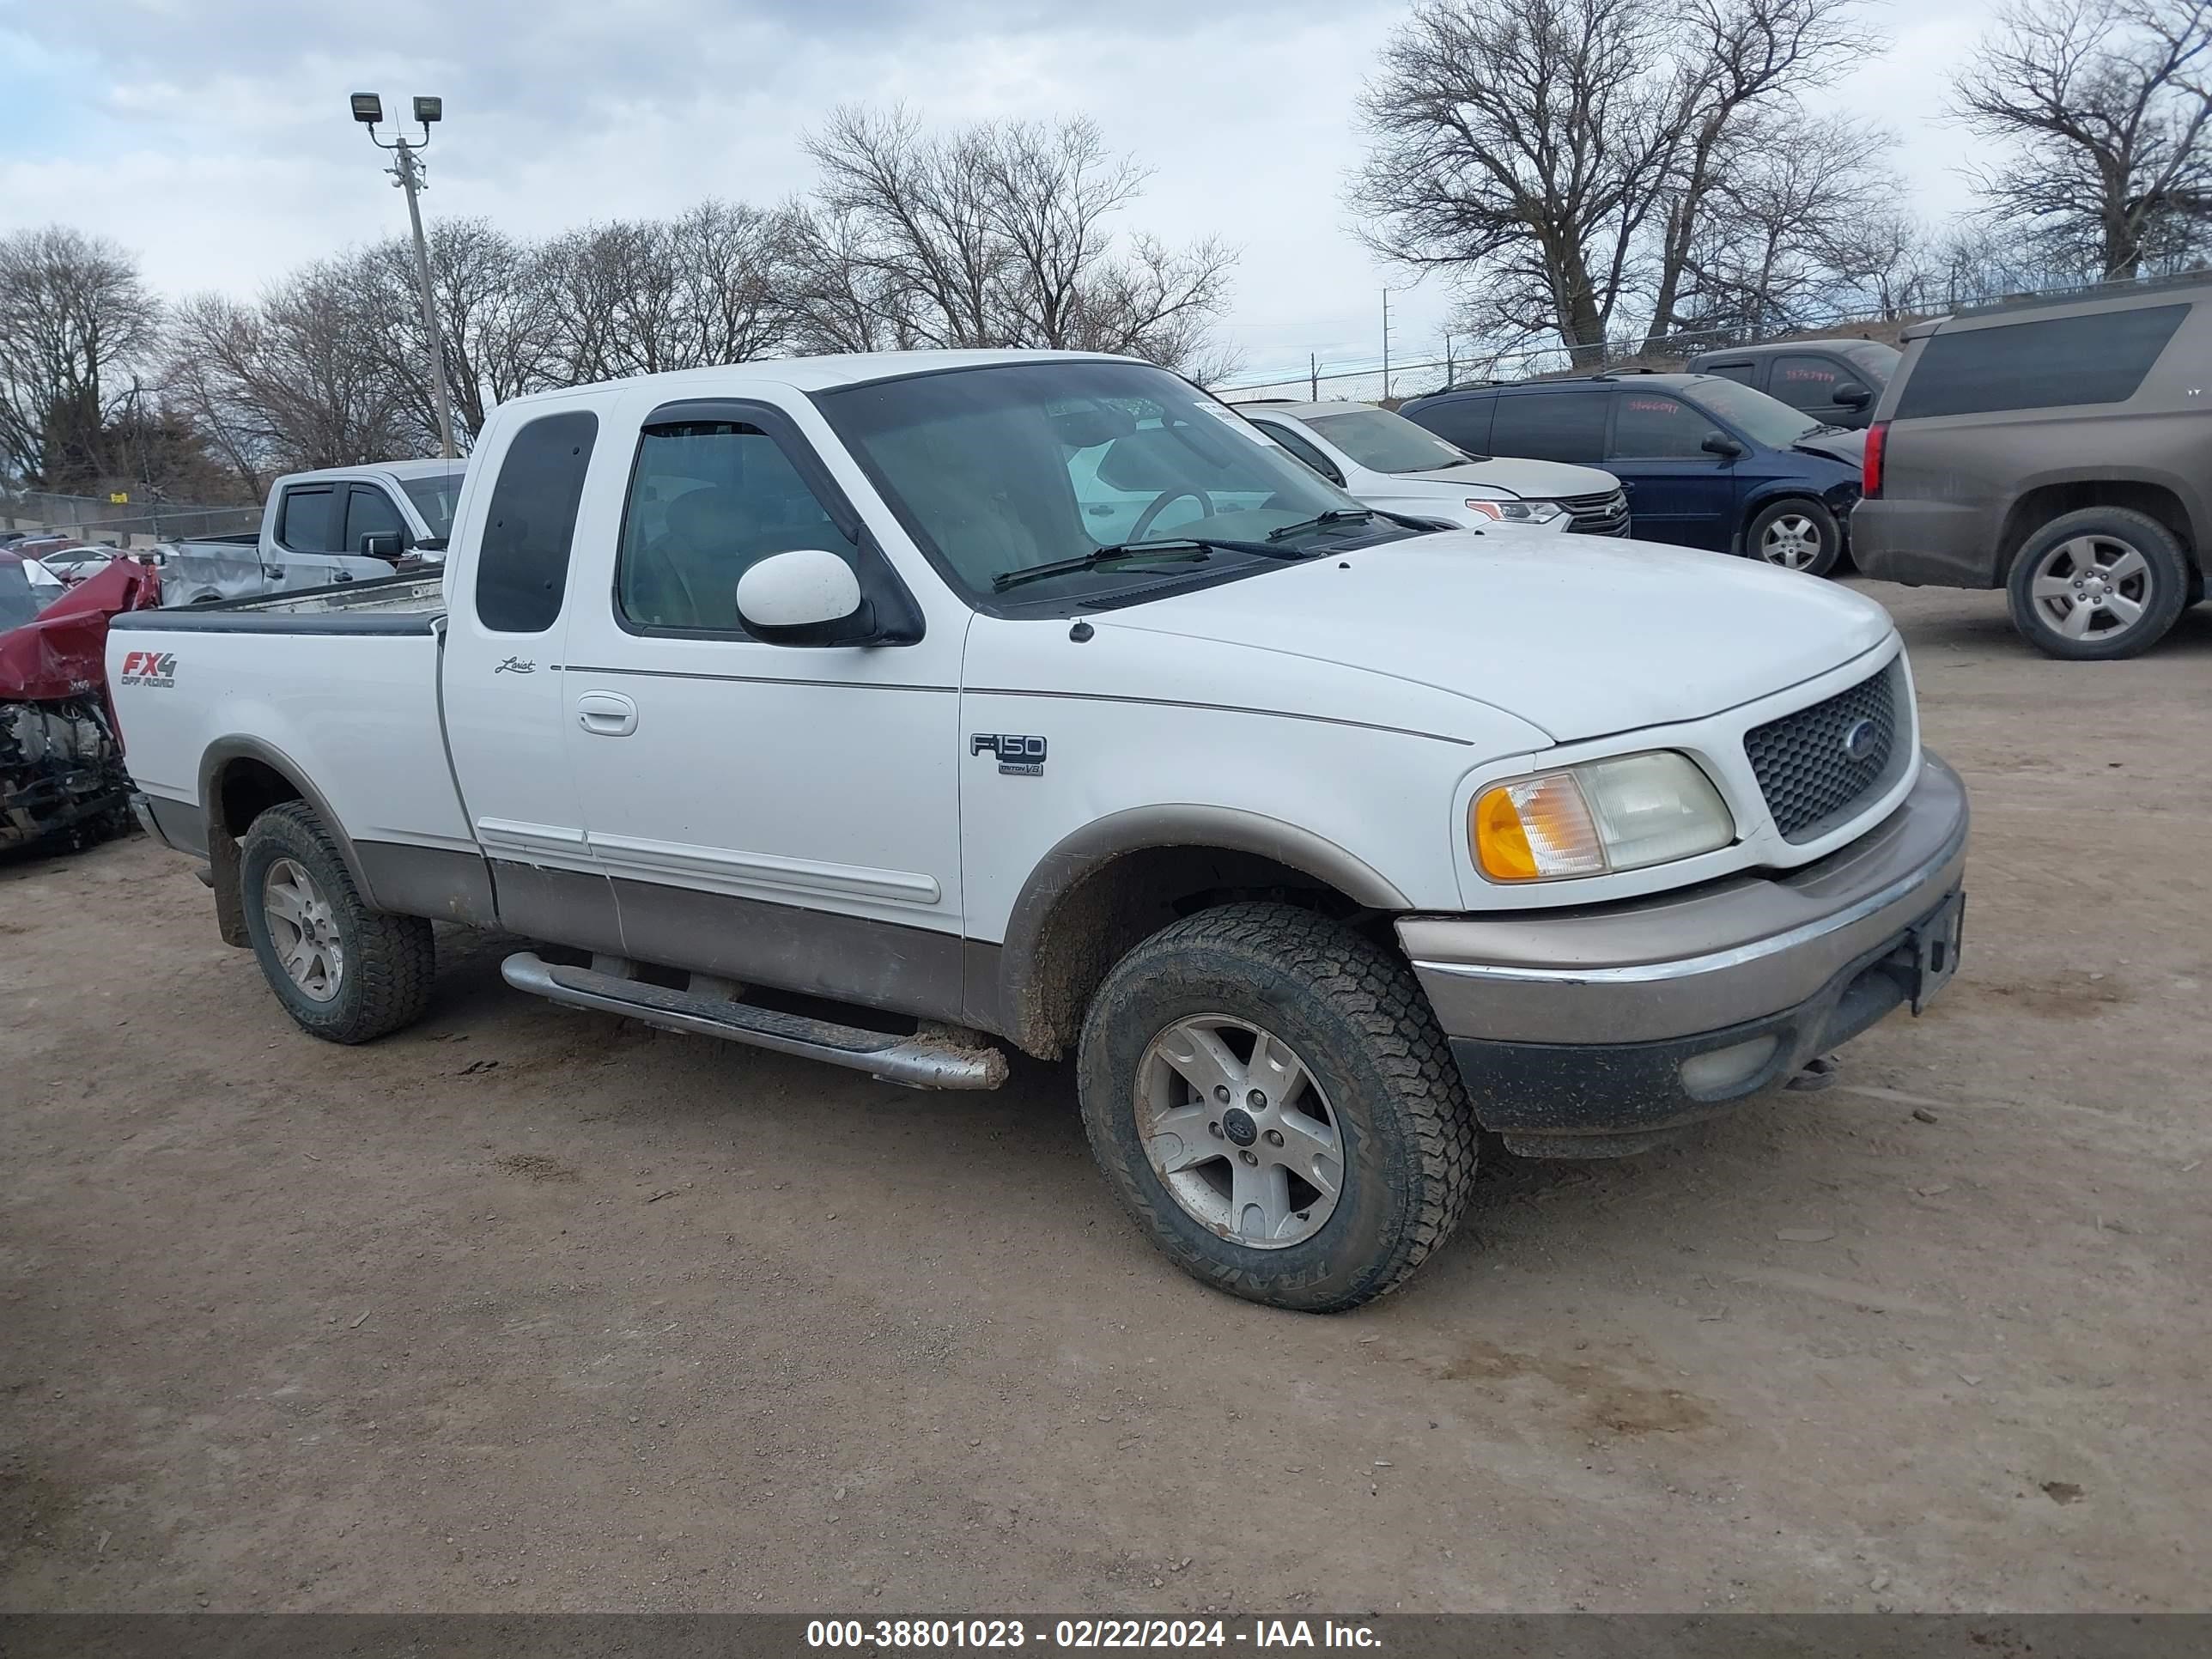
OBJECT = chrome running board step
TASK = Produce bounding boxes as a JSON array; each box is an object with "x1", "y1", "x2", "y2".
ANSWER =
[{"x1": 499, "y1": 951, "x2": 1008, "y2": 1090}]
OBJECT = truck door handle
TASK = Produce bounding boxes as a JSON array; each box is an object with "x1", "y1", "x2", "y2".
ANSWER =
[{"x1": 576, "y1": 691, "x2": 638, "y2": 737}]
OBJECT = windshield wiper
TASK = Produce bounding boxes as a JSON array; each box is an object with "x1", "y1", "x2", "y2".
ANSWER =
[
  {"x1": 991, "y1": 537, "x2": 1309, "y2": 593},
  {"x1": 1266, "y1": 507, "x2": 1378, "y2": 543}
]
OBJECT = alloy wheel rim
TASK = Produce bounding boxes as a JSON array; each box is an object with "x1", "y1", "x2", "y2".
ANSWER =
[
  {"x1": 1760, "y1": 514, "x2": 1822, "y2": 569},
  {"x1": 1135, "y1": 1014, "x2": 1344, "y2": 1249},
  {"x1": 2028, "y1": 535, "x2": 2152, "y2": 641},
  {"x1": 264, "y1": 857, "x2": 344, "y2": 1003}
]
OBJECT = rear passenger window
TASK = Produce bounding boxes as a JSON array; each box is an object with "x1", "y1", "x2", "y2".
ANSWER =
[
  {"x1": 1897, "y1": 304, "x2": 2190, "y2": 418},
  {"x1": 475, "y1": 410, "x2": 598, "y2": 634},
  {"x1": 276, "y1": 485, "x2": 336, "y2": 553},
  {"x1": 1704, "y1": 362, "x2": 1759, "y2": 387},
  {"x1": 1770, "y1": 356, "x2": 1843, "y2": 410},
  {"x1": 1493, "y1": 392, "x2": 1608, "y2": 462},
  {"x1": 616, "y1": 422, "x2": 848, "y2": 635},
  {"x1": 1409, "y1": 397, "x2": 1493, "y2": 454}
]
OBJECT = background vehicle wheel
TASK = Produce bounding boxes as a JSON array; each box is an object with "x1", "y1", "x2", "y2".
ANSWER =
[
  {"x1": 1077, "y1": 902, "x2": 1478, "y2": 1313},
  {"x1": 1747, "y1": 497, "x2": 1842, "y2": 577},
  {"x1": 2006, "y1": 507, "x2": 2191, "y2": 660},
  {"x1": 239, "y1": 800, "x2": 434, "y2": 1044}
]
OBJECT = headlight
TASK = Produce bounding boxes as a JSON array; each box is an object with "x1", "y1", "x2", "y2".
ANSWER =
[
  {"x1": 1470, "y1": 751, "x2": 1734, "y2": 882},
  {"x1": 1464, "y1": 498, "x2": 1566, "y2": 526}
]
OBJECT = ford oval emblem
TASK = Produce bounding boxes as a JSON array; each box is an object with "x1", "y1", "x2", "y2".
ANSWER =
[{"x1": 1840, "y1": 718, "x2": 1879, "y2": 763}]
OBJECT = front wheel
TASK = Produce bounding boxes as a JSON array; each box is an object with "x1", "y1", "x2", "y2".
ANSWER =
[
  {"x1": 2005, "y1": 507, "x2": 2191, "y2": 660},
  {"x1": 1077, "y1": 902, "x2": 1479, "y2": 1313},
  {"x1": 1747, "y1": 497, "x2": 1843, "y2": 577},
  {"x1": 239, "y1": 800, "x2": 435, "y2": 1043}
]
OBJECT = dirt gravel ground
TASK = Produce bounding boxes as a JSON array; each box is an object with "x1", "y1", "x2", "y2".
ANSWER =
[{"x1": 3, "y1": 581, "x2": 2209, "y2": 1614}]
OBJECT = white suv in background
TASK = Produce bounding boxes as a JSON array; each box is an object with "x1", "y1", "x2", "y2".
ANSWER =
[{"x1": 1233, "y1": 400, "x2": 1629, "y2": 535}]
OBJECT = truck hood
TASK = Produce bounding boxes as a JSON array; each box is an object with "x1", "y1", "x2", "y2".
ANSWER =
[
  {"x1": 1400, "y1": 458, "x2": 1622, "y2": 501},
  {"x1": 1096, "y1": 532, "x2": 1895, "y2": 744}
]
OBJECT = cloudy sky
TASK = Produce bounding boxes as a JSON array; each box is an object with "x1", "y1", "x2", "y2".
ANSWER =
[{"x1": 3, "y1": 0, "x2": 1997, "y2": 382}]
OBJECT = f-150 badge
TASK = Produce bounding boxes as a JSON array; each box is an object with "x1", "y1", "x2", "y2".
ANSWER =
[{"x1": 971, "y1": 733, "x2": 1046, "y2": 776}]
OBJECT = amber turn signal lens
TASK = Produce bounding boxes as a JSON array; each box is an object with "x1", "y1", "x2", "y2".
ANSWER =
[
  {"x1": 1473, "y1": 787, "x2": 1539, "y2": 880},
  {"x1": 1471, "y1": 773, "x2": 1606, "y2": 882}
]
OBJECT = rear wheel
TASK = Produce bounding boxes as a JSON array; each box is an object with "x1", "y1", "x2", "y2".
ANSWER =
[
  {"x1": 1077, "y1": 902, "x2": 1479, "y2": 1313},
  {"x1": 1747, "y1": 497, "x2": 1842, "y2": 577},
  {"x1": 2007, "y1": 507, "x2": 2191, "y2": 660},
  {"x1": 239, "y1": 800, "x2": 434, "y2": 1043}
]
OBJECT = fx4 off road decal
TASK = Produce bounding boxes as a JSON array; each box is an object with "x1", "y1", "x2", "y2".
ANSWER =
[
  {"x1": 971, "y1": 733, "x2": 1047, "y2": 776},
  {"x1": 118, "y1": 651, "x2": 178, "y2": 689}
]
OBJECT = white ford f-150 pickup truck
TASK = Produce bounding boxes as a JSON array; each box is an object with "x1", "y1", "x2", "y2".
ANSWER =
[{"x1": 109, "y1": 349, "x2": 1967, "y2": 1313}]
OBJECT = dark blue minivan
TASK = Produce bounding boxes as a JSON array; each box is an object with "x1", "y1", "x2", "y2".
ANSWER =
[{"x1": 1399, "y1": 373, "x2": 1865, "y2": 576}]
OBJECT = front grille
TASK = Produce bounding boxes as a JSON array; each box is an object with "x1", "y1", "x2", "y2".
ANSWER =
[
  {"x1": 1743, "y1": 660, "x2": 1910, "y2": 842},
  {"x1": 1562, "y1": 489, "x2": 1630, "y2": 536}
]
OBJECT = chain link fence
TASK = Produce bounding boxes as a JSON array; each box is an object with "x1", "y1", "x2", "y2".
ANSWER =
[
  {"x1": 1211, "y1": 270, "x2": 2179, "y2": 406},
  {"x1": 1, "y1": 489, "x2": 261, "y2": 546}
]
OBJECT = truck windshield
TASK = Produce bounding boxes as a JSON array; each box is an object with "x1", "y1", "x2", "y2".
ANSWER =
[
  {"x1": 812, "y1": 360, "x2": 1407, "y2": 606},
  {"x1": 1305, "y1": 409, "x2": 1478, "y2": 473},
  {"x1": 400, "y1": 469, "x2": 467, "y2": 538}
]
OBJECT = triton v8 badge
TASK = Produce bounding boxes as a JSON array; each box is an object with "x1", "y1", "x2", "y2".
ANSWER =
[{"x1": 971, "y1": 733, "x2": 1047, "y2": 775}]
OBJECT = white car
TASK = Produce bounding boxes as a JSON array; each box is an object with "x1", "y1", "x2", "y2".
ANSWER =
[
  {"x1": 1235, "y1": 400, "x2": 1628, "y2": 535},
  {"x1": 110, "y1": 349, "x2": 1966, "y2": 1315}
]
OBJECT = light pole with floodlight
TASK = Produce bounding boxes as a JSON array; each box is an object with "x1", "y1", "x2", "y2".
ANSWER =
[{"x1": 350, "y1": 92, "x2": 459, "y2": 460}]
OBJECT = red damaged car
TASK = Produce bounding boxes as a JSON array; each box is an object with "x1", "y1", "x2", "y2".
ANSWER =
[{"x1": 1, "y1": 550, "x2": 161, "y2": 854}]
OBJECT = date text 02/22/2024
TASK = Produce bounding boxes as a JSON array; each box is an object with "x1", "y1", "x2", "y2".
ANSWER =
[{"x1": 804, "y1": 1619, "x2": 1382, "y2": 1649}]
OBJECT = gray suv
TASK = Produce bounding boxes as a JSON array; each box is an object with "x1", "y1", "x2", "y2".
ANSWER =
[{"x1": 1852, "y1": 276, "x2": 2209, "y2": 659}]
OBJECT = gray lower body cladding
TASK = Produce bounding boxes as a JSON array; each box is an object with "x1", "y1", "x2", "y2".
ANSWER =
[{"x1": 1850, "y1": 498, "x2": 2004, "y2": 587}]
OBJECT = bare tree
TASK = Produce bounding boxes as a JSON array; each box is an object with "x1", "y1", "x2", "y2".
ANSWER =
[
  {"x1": 0, "y1": 225, "x2": 162, "y2": 488},
  {"x1": 1953, "y1": 0, "x2": 2212, "y2": 278},
  {"x1": 1644, "y1": 0, "x2": 1868, "y2": 348},
  {"x1": 1674, "y1": 112, "x2": 1896, "y2": 337},
  {"x1": 802, "y1": 107, "x2": 1235, "y2": 371},
  {"x1": 163, "y1": 264, "x2": 407, "y2": 478},
  {"x1": 1353, "y1": 0, "x2": 1686, "y2": 363},
  {"x1": 353, "y1": 218, "x2": 558, "y2": 448}
]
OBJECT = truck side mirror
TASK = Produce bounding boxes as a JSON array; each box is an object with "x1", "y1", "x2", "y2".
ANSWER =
[
  {"x1": 359, "y1": 532, "x2": 404, "y2": 559},
  {"x1": 1701, "y1": 434, "x2": 1745, "y2": 460},
  {"x1": 1833, "y1": 383, "x2": 1871, "y2": 410},
  {"x1": 735, "y1": 549, "x2": 873, "y2": 646}
]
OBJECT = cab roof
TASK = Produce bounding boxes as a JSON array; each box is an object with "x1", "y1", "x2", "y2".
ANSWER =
[{"x1": 498, "y1": 348, "x2": 1139, "y2": 410}]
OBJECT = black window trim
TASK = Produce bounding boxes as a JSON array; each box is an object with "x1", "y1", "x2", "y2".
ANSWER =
[
  {"x1": 1249, "y1": 418, "x2": 1346, "y2": 486},
  {"x1": 275, "y1": 482, "x2": 337, "y2": 555},
  {"x1": 610, "y1": 396, "x2": 924, "y2": 647}
]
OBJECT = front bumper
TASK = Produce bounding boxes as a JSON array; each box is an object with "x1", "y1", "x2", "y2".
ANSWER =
[{"x1": 1399, "y1": 754, "x2": 1968, "y2": 1155}]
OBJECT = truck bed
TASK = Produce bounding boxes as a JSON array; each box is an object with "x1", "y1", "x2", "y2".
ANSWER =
[
  {"x1": 149, "y1": 572, "x2": 447, "y2": 632},
  {"x1": 107, "y1": 571, "x2": 471, "y2": 859}
]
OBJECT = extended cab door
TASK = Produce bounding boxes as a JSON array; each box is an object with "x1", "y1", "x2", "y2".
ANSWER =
[
  {"x1": 441, "y1": 402, "x2": 627, "y2": 954},
  {"x1": 555, "y1": 390, "x2": 968, "y2": 1021}
]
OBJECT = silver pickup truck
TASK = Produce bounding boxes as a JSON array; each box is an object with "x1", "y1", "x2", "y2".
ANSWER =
[{"x1": 161, "y1": 459, "x2": 466, "y2": 606}]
